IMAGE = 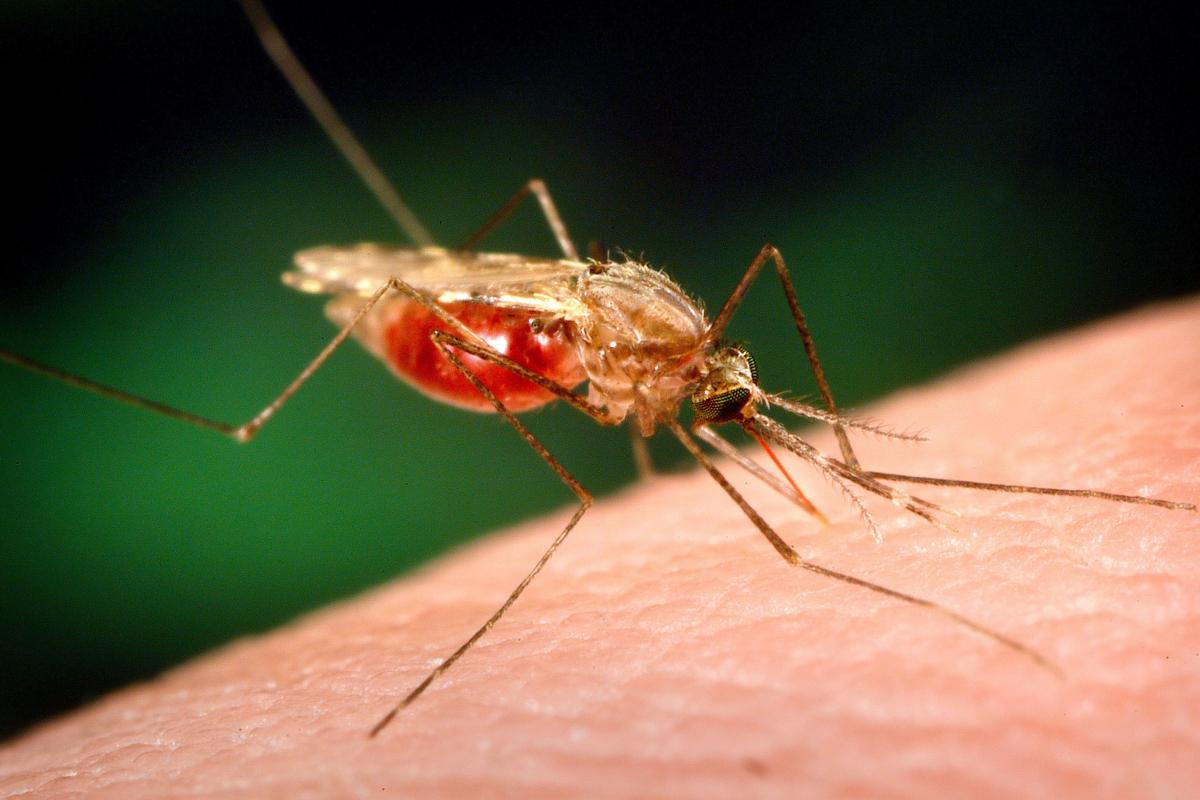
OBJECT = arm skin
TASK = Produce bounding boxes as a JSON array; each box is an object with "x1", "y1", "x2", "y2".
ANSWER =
[{"x1": 1, "y1": 297, "x2": 1197, "y2": 799}]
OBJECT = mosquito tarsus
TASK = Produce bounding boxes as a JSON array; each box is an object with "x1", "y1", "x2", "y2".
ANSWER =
[{"x1": 1, "y1": 0, "x2": 1193, "y2": 739}]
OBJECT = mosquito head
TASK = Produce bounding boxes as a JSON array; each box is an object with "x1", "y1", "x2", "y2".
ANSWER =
[{"x1": 691, "y1": 345, "x2": 762, "y2": 425}]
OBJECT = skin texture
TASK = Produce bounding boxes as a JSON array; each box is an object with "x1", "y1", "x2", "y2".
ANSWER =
[{"x1": 1, "y1": 297, "x2": 1197, "y2": 799}]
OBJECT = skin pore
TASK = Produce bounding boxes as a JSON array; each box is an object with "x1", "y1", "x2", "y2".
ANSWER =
[{"x1": 1, "y1": 297, "x2": 1196, "y2": 798}]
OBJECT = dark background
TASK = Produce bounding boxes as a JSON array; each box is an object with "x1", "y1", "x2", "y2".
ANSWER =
[{"x1": 1, "y1": 2, "x2": 1195, "y2": 738}]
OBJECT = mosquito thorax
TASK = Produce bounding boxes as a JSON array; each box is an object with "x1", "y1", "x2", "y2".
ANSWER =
[{"x1": 691, "y1": 345, "x2": 760, "y2": 424}]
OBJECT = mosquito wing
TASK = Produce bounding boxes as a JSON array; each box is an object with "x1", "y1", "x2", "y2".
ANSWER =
[{"x1": 283, "y1": 245, "x2": 588, "y2": 307}]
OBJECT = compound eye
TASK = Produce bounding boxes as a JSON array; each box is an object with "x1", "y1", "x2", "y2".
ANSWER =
[
  {"x1": 691, "y1": 344, "x2": 759, "y2": 423},
  {"x1": 691, "y1": 386, "x2": 752, "y2": 423}
]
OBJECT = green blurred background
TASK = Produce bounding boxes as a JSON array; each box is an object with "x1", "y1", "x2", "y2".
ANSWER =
[{"x1": 0, "y1": 3, "x2": 1195, "y2": 737}]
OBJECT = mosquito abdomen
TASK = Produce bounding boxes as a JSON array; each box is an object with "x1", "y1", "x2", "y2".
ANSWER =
[{"x1": 369, "y1": 297, "x2": 587, "y2": 413}]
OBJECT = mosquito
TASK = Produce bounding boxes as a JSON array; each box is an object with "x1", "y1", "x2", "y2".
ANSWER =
[{"x1": 2, "y1": 0, "x2": 1194, "y2": 739}]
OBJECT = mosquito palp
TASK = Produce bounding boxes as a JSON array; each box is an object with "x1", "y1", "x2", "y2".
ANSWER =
[{"x1": 0, "y1": 0, "x2": 1193, "y2": 740}]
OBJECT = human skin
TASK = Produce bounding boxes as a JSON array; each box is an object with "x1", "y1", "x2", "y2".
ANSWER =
[{"x1": 1, "y1": 297, "x2": 1197, "y2": 799}]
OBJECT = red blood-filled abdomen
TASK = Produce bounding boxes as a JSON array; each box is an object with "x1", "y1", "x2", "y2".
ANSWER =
[{"x1": 382, "y1": 299, "x2": 586, "y2": 413}]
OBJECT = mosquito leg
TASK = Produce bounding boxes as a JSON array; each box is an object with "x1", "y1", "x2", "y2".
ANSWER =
[
  {"x1": 239, "y1": 0, "x2": 435, "y2": 246},
  {"x1": 0, "y1": 274, "x2": 511, "y2": 445},
  {"x1": 665, "y1": 416, "x2": 1061, "y2": 676},
  {"x1": 456, "y1": 178, "x2": 580, "y2": 260},
  {"x1": 630, "y1": 424, "x2": 655, "y2": 478},
  {"x1": 0, "y1": 277, "x2": 421, "y2": 443},
  {"x1": 706, "y1": 244, "x2": 860, "y2": 468},
  {"x1": 861, "y1": 471, "x2": 1196, "y2": 512},
  {"x1": 695, "y1": 424, "x2": 815, "y2": 512},
  {"x1": 368, "y1": 331, "x2": 607, "y2": 737}
]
